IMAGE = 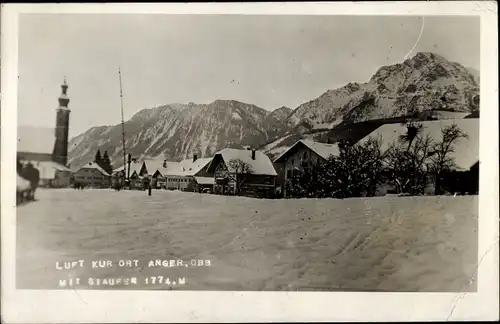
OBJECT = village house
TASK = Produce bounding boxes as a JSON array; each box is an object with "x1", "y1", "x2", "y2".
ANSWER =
[
  {"x1": 17, "y1": 79, "x2": 73, "y2": 188},
  {"x1": 111, "y1": 169, "x2": 126, "y2": 188},
  {"x1": 111, "y1": 158, "x2": 190, "y2": 190},
  {"x1": 273, "y1": 139, "x2": 340, "y2": 197},
  {"x1": 72, "y1": 161, "x2": 112, "y2": 188},
  {"x1": 205, "y1": 148, "x2": 277, "y2": 197},
  {"x1": 112, "y1": 158, "x2": 148, "y2": 189},
  {"x1": 143, "y1": 159, "x2": 180, "y2": 189},
  {"x1": 37, "y1": 161, "x2": 73, "y2": 187},
  {"x1": 358, "y1": 118, "x2": 480, "y2": 195},
  {"x1": 163, "y1": 154, "x2": 214, "y2": 192}
]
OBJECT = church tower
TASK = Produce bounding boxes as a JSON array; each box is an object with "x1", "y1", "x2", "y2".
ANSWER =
[{"x1": 53, "y1": 77, "x2": 71, "y2": 166}]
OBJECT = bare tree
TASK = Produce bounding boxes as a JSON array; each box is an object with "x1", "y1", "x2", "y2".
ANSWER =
[
  {"x1": 227, "y1": 158, "x2": 254, "y2": 195},
  {"x1": 324, "y1": 137, "x2": 386, "y2": 198},
  {"x1": 427, "y1": 124, "x2": 469, "y2": 195},
  {"x1": 399, "y1": 120, "x2": 424, "y2": 151},
  {"x1": 286, "y1": 136, "x2": 385, "y2": 198},
  {"x1": 386, "y1": 132, "x2": 434, "y2": 195}
]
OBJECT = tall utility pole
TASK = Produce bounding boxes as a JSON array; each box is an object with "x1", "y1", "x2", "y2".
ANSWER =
[{"x1": 118, "y1": 67, "x2": 127, "y2": 185}]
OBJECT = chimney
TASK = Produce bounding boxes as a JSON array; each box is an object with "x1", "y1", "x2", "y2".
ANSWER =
[
  {"x1": 251, "y1": 149, "x2": 256, "y2": 160},
  {"x1": 193, "y1": 154, "x2": 198, "y2": 162},
  {"x1": 163, "y1": 160, "x2": 167, "y2": 168}
]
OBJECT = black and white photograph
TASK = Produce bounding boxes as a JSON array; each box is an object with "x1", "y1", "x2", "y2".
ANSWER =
[{"x1": 1, "y1": 2, "x2": 498, "y2": 322}]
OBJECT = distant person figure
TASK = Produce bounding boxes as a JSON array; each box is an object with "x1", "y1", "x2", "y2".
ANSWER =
[
  {"x1": 24, "y1": 162, "x2": 40, "y2": 201},
  {"x1": 113, "y1": 180, "x2": 122, "y2": 191},
  {"x1": 147, "y1": 177, "x2": 152, "y2": 196},
  {"x1": 274, "y1": 186, "x2": 282, "y2": 198}
]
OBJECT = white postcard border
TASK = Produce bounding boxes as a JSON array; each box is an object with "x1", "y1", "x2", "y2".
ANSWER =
[{"x1": 1, "y1": 2, "x2": 498, "y2": 322}]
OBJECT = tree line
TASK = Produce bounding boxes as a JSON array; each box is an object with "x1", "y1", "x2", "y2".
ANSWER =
[
  {"x1": 285, "y1": 122, "x2": 472, "y2": 198},
  {"x1": 94, "y1": 149, "x2": 113, "y2": 175}
]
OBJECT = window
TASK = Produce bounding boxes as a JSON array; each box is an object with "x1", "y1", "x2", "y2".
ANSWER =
[
  {"x1": 286, "y1": 170, "x2": 292, "y2": 178},
  {"x1": 303, "y1": 152, "x2": 308, "y2": 160},
  {"x1": 291, "y1": 159, "x2": 295, "y2": 166}
]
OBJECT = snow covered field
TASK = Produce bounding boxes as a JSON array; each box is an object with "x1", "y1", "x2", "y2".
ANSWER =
[{"x1": 16, "y1": 189, "x2": 478, "y2": 292}]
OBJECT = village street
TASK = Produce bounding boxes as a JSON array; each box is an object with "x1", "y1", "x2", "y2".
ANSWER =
[{"x1": 16, "y1": 189, "x2": 478, "y2": 292}]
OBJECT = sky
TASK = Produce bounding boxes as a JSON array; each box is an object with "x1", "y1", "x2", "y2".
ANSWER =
[{"x1": 17, "y1": 14, "x2": 480, "y2": 138}]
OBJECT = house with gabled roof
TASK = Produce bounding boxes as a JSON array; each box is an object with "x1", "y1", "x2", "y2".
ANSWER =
[
  {"x1": 163, "y1": 154, "x2": 213, "y2": 191},
  {"x1": 273, "y1": 139, "x2": 340, "y2": 197},
  {"x1": 111, "y1": 158, "x2": 148, "y2": 189},
  {"x1": 358, "y1": 118, "x2": 479, "y2": 171},
  {"x1": 205, "y1": 148, "x2": 277, "y2": 197},
  {"x1": 358, "y1": 118, "x2": 479, "y2": 194},
  {"x1": 143, "y1": 159, "x2": 180, "y2": 188},
  {"x1": 73, "y1": 161, "x2": 111, "y2": 188}
]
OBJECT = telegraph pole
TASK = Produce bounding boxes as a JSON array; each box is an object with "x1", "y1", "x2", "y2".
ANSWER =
[{"x1": 118, "y1": 67, "x2": 127, "y2": 187}]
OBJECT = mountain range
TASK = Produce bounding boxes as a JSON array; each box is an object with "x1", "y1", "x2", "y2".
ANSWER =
[{"x1": 68, "y1": 52, "x2": 480, "y2": 169}]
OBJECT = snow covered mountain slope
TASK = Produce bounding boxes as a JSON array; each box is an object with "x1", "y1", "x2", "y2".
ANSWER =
[
  {"x1": 68, "y1": 100, "x2": 283, "y2": 169},
  {"x1": 287, "y1": 52, "x2": 479, "y2": 132},
  {"x1": 68, "y1": 52, "x2": 479, "y2": 169}
]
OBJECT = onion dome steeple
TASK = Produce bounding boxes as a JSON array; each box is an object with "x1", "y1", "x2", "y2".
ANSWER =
[{"x1": 58, "y1": 77, "x2": 70, "y2": 108}]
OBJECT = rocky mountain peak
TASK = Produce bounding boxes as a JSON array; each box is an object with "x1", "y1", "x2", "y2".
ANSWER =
[
  {"x1": 269, "y1": 106, "x2": 293, "y2": 117},
  {"x1": 69, "y1": 52, "x2": 479, "y2": 169},
  {"x1": 288, "y1": 52, "x2": 479, "y2": 130}
]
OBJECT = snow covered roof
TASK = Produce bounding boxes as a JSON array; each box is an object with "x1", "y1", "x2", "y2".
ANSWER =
[
  {"x1": 359, "y1": 118, "x2": 479, "y2": 171},
  {"x1": 300, "y1": 139, "x2": 340, "y2": 160},
  {"x1": 22, "y1": 160, "x2": 71, "y2": 180},
  {"x1": 17, "y1": 126, "x2": 54, "y2": 155},
  {"x1": 163, "y1": 158, "x2": 212, "y2": 177},
  {"x1": 142, "y1": 159, "x2": 179, "y2": 176},
  {"x1": 144, "y1": 159, "x2": 164, "y2": 175},
  {"x1": 195, "y1": 177, "x2": 215, "y2": 185},
  {"x1": 273, "y1": 139, "x2": 340, "y2": 163},
  {"x1": 157, "y1": 161, "x2": 182, "y2": 176},
  {"x1": 180, "y1": 158, "x2": 212, "y2": 176},
  {"x1": 77, "y1": 161, "x2": 111, "y2": 176},
  {"x1": 424, "y1": 110, "x2": 471, "y2": 120},
  {"x1": 215, "y1": 148, "x2": 277, "y2": 176},
  {"x1": 113, "y1": 161, "x2": 145, "y2": 176}
]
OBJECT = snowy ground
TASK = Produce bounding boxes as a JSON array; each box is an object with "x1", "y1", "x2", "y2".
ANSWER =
[{"x1": 16, "y1": 188, "x2": 478, "y2": 292}]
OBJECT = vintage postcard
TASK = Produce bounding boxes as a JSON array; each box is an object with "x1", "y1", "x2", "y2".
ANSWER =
[{"x1": 1, "y1": 2, "x2": 498, "y2": 322}]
